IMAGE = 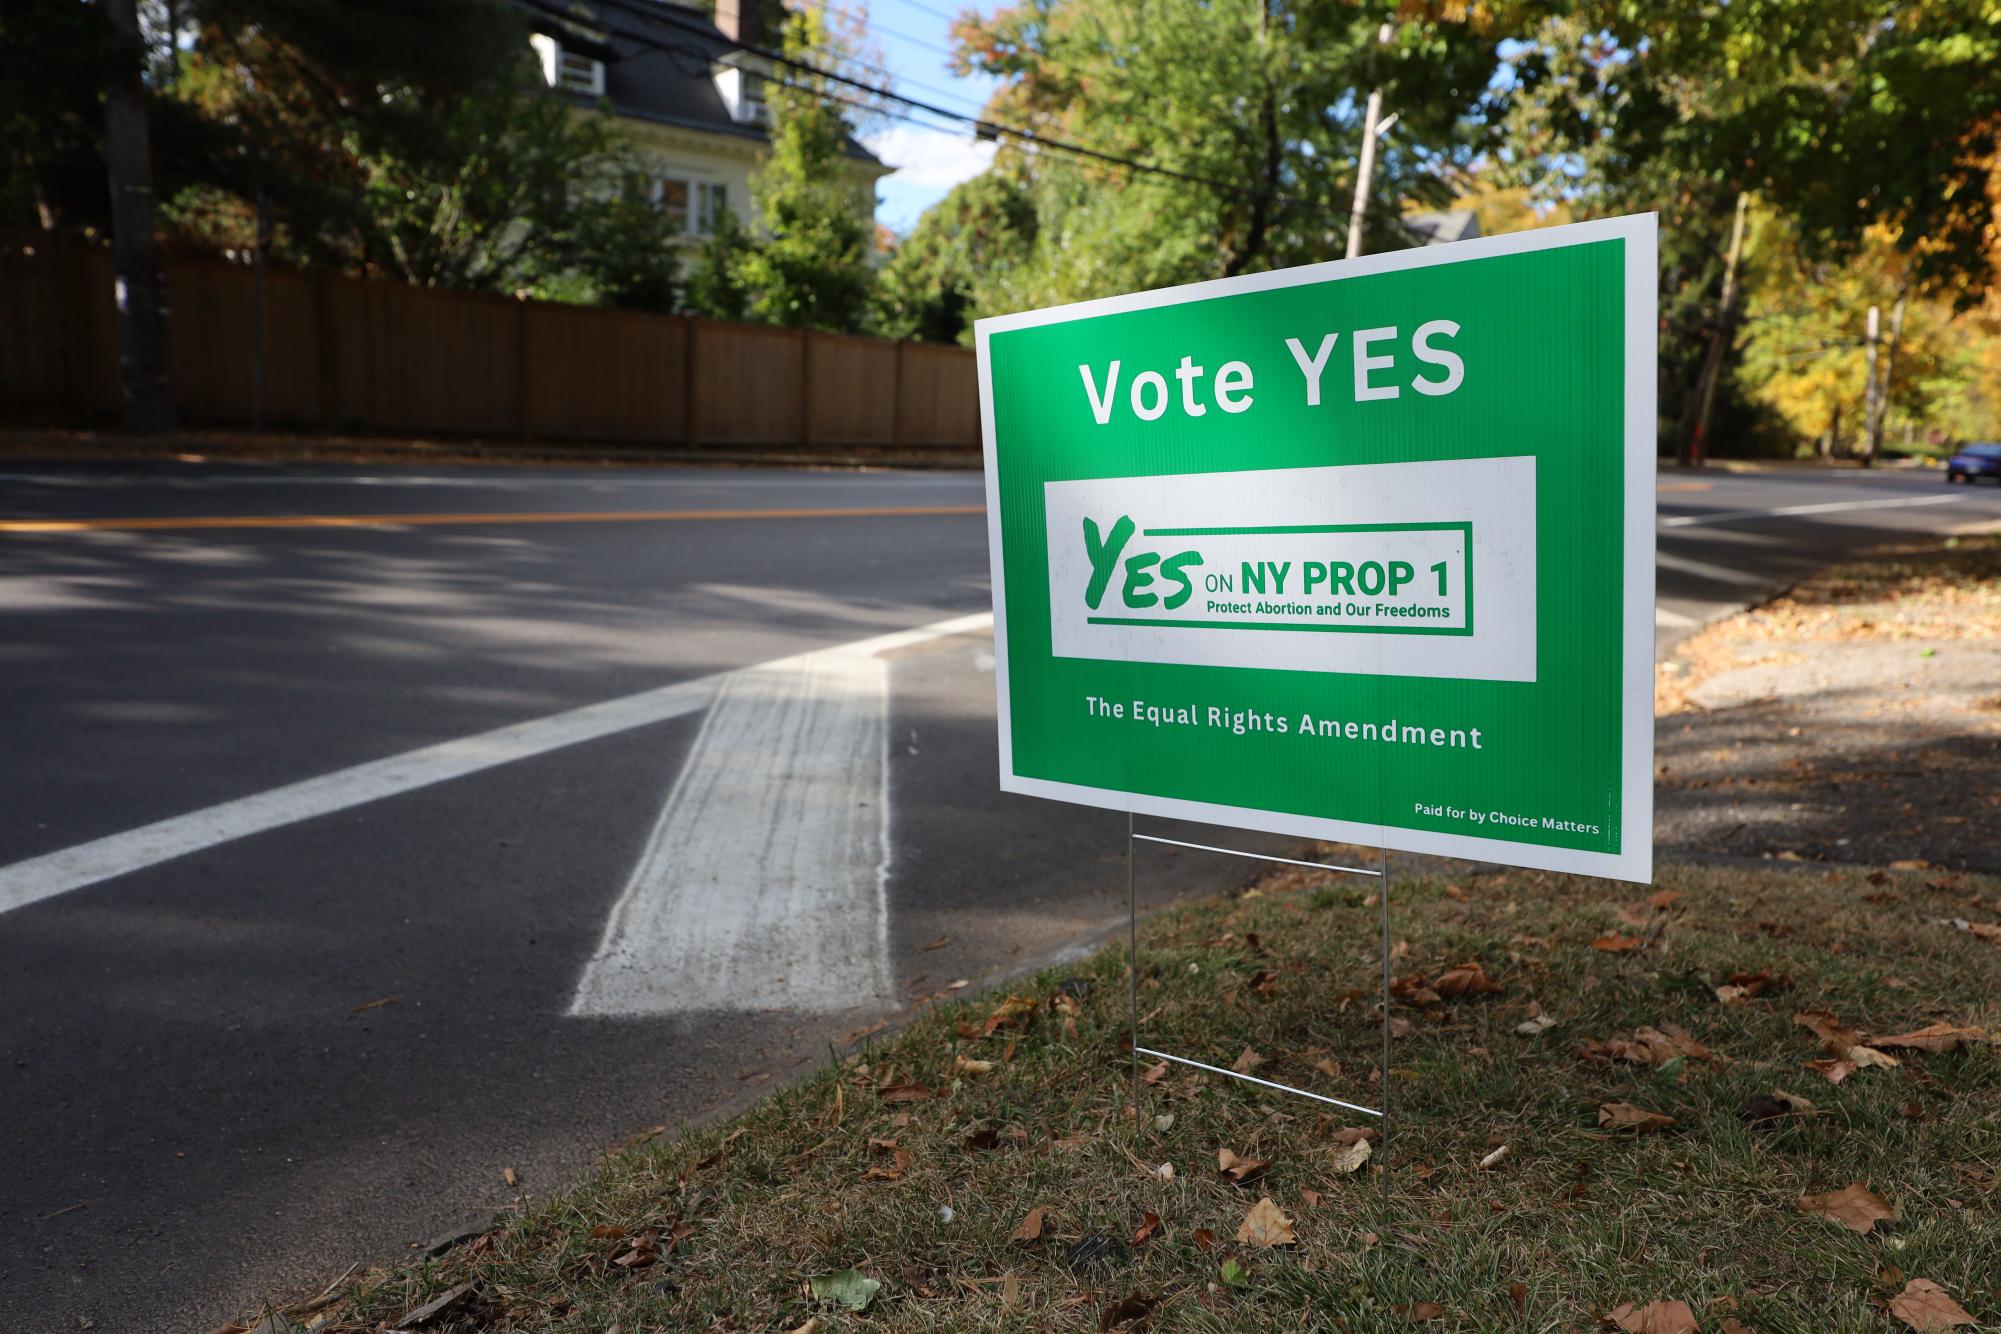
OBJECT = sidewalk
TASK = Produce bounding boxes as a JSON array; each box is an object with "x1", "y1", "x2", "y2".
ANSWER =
[
  {"x1": 1656, "y1": 532, "x2": 2000, "y2": 872},
  {"x1": 0, "y1": 427, "x2": 983, "y2": 472}
]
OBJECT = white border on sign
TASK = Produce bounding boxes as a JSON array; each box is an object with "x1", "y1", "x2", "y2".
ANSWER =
[{"x1": 976, "y1": 213, "x2": 1657, "y2": 883}]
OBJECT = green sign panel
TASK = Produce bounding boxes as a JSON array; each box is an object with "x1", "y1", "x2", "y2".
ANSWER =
[{"x1": 977, "y1": 215, "x2": 1656, "y2": 882}]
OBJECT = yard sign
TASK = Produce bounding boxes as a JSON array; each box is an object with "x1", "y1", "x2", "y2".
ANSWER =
[{"x1": 977, "y1": 213, "x2": 1656, "y2": 882}]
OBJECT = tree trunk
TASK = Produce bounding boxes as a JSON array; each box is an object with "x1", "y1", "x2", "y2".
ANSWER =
[
  {"x1": 1679, "y1": 192, "x2": 1748, "y2": 469},
  {"x1": 1860, "y1": 304, "x2": 1880, "y2": 469},
  {"x1": 1865, "y1": 294, "x2": 1906, "y2": 468},
  {"x1": 102, "y1": 0, "x2": 174, "y2": 432}
]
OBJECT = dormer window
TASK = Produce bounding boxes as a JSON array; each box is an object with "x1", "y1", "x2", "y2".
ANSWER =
[
  {"x1": 713, "y1": 57, "x2": 769, "y2": 126},
  {"x1": 558, "y1": 48, "x2": 605, "y2": 95},
  {"x1": 531, "y1": 32, "x2": 606, "y2": 97}
]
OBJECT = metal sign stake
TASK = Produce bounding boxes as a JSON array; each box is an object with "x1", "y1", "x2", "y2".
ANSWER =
[{"x1": 1123, "y1": 822, "x2": 1393, "y2": 1220}]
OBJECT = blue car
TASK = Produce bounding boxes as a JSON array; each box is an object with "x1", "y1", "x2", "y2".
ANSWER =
[{"x1": 1946, "y1": 442, "x2": 2001, "y2": 483}]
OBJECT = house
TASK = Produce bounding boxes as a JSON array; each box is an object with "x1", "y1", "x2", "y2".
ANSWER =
[
  {"x1": 520, "y1": 0, "x2": 889, "y2": 248},
  {"x1": 1402, "y1": 209, "x2": 1482, "y2": 247}
]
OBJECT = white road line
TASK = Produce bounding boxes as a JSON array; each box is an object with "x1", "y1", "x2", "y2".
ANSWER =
[
  {"x1": 1655, "y1": 549, "x2": 1772, "y2": 588},
  {"x1": 1659, "y1": 493, "x2": 1965, "y2": 527},
  {"x1": 568, "y1": 643, "x2": 897, "y2": 1017},
  {"x1": 0, "y1": 611, "x2": 993, "y2": 918}
]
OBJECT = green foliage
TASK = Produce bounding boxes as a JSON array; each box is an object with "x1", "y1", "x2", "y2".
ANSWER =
[
  {"x1": 0, "y1": 1, "x2": 123, "y2": 228},
  {"x1": 736, "y1": 9, "x2": 875, "y2": 331},
  {"x1": 1493, "y1": 0, "x2": 2001, "y2": 453},
  {"x1": 682, "y1": 204, "x2": 756, "y2": 322},
  {"x1": 870, "y1": 170, "x2": 1036, "y2": 345},
  {"x1": 950, "y1": 0, "x2": 1502, "y2": 316},
  {"x1": 1735, "y1": 211, "x2": 2001, "y2": 456},
  {"x1": 348, "y1": 85, "x2": 616, "y2": 291},
  {"x1": 7, "y1": 0, "x2": 681, "y2": 309}
]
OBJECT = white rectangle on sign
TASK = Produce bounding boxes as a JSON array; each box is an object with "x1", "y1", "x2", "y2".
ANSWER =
[{"x1": 1044, "y1": 457, "x2": 1536, "y2": 682}]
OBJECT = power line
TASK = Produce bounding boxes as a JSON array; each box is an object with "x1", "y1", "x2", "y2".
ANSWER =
[
  {"x1": 792, "y1": 38, "x2": 992, "y2": 116},
  {"x1": 873, "y1": 0, "x2": 1101, "y2": 84},
  {"x1": 883, "y1": 0, "x2": 979, "y2": 27},
  {"x1": 573, "y1": 0, "x2": 1236, "y2": 192}
]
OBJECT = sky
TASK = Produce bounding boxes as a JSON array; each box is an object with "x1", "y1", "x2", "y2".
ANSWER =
[{"x1": 846, "y1": 0, "x2": 1005, "y2": 234}]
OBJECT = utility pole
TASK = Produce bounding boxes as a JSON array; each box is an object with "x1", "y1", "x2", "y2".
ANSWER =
[
  {"x1": 1345, "y1": 22, "x2": 1393, "y2": 261},
  {"x1": 101, "y1": 0, "x2": 174, "y2": 433},
  {"x1": 1864, "y1": 294, "x2": 1906, "y2": 468},
  {"x1": 1680, "y1": 191, "x2": 1748, "y2": 469},
  {"x1": 1860, "y1": 304, "x2": 1881, "y2": 469}
]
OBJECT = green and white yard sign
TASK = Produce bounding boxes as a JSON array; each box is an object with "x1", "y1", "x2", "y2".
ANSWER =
[{"x1": 977, "y1": 214, "x2": 1656, "y2": 882}]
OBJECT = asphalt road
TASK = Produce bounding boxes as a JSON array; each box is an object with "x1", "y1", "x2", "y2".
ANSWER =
[{"x1": 2, "y1": 458, "x2": 1996, "y2": 1331}]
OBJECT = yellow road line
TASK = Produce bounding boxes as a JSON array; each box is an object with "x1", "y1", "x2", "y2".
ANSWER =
[
  {"x1": 0, "y1": 504, "x2": 988, "y2": 535},
  {"x1": 1658, "y1": 481, "x2": 1713, "y2": 492}
]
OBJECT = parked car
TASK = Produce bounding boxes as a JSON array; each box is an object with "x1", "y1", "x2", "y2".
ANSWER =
[{"x1": 1945, "y1": 442, "x2": 2001, "y2": 483}]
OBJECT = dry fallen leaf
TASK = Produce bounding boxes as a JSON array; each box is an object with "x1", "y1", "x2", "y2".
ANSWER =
[
  {"x1": 502, "y1": 1167, "x2": 518, "y2": 1188},
  {"x1": 1232, "y1": 1046, "x2": 1266, "y2": 1074},
  {"x1": 878, "y1": 1084, "x2": 934, "y2": 1103},
  {"x1": 1805, "y1": 1057, "x2": 1856, "y2": 1084},
  {"x1": 1435, "y1": 960, "x2": 1505, "y2": 997},
  {"x1": 1793, "y1": 1010, "x2": 1865, "y2": 1051},
  {"x1": 1887, "y1": 1279, "x2": 1977, "y2": 1331},
  {"x1": 1011, "y1": 1206, "x2": 1046, "y2": 1243},
  {"x1": 1517, "y1": 1013, "x2": 1558, "y2": 1036},
  {"x1": 1848, "y1": 1044, "x2": 1901, "y2": 1069},
  {"x1": 1605, "y1": 1300, "x2": 1700, "y2": 1334},
  {"x1": 1217, "y1": 1147, "x2": 1268, "y2": 1185},
  {"x1": 1867, "y1": 1024, "x2": 1990, "y2": 1054},
  {"x1": 1130, "y1": 1212, "x2": 1161, "y2": 1246},
  {"x1": 1394, "y1": 1300, "x2": 1447, "y2": 1319},
  {"x1": 1330, "y1": 1137, "x2": 1373, "y2": 1174},
  {"x1": 1580, "y1": 1025, "x2": 1715, "y2": 1068},
  {"x1": 1798, "y1": 1183, "x2": 1894, "y2": 1234},
  {"x1": 1236, "y1": 1196, "x2": 1296, "y2": 1247},
  {"x1": 954, "y1": 1054, "x2": 996, "y2": 1077},
  {"x1": 1592, "y1": 935, "x2": 1645, "y2": 953},
  {"x1": 1099, "y1": 1291, "x2": 1156, "y2": 1330},
  {"x1": 1140, "y1": 1060, "x2": 1170, "y2": 1085},
  {"x1": 1597, "y1": 1103, "x2": 1676, "y2": 1133}
]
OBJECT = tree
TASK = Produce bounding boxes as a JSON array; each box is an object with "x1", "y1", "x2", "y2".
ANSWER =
[
  {"x1": 735, "y1": 7, "x2": 875, "y2": 331},
  {"x1": 102, "y1": 0, "x2": 175, "y2": 432},
  {"x1": 871, "y1": 169, "x2": 1036, "y2": 345},
  {"x1": 7, "y1": 0, "x2": 680, "y2": 307},
  {"x1": 683, "y1": 205, "x2": 757, "y2": 321},
  {"x1": 1492, "y1": 1, "x2": 2001, "y2": 459},
  {"x1": 948, "y1": 0, "x2": 1504, "y2": 316},
  {"x1": 1735, "y1": 211, "x2": 1999, "y2": 458}
]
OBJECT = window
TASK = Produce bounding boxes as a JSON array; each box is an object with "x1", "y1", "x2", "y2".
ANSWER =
[
  {"x1": 531, "y1": 33, "x2": 606, "y2": 96},
  {"x1": 557, "y1": 48, "x2": 605, "y2": 96},
  {"x1": 656, "y1": 178, "x2": 690, "y2": 233},
  {"x1": 653, "y1": 176, "x2": 730, "y2": 236},
  {"x1": 695, "y1": 181, "x2": 729, "y2": 234}
]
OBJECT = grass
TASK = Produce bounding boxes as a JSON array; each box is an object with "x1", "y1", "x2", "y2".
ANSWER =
[{"x1": 289, "y1": 855, "x2": 2000, "y2": 1333}]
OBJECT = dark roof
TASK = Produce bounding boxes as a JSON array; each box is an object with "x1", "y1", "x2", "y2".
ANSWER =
[{"x1": 522, "y1": 0, "x2": 882, "y2": 165}]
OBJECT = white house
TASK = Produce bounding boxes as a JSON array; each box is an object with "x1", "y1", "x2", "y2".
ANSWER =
[{"x1": 521, "y1": 0, "x2": 889, "y2": 249}]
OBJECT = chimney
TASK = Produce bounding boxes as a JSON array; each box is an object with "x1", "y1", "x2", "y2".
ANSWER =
[{"x1": 713, "y1": 0, "x2": 764, "y2": 48}]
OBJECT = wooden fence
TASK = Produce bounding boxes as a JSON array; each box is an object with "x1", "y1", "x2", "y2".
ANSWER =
[{"x1": 0, "y1": 230, "x2": 980, "y2": 450}]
